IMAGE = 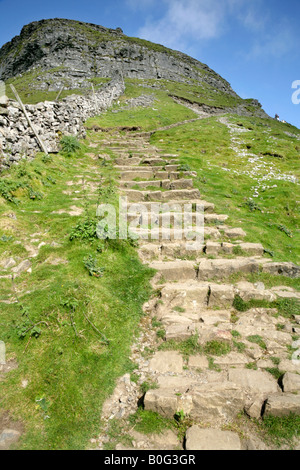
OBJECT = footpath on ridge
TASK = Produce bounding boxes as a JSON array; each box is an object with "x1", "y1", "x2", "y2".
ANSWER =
[{"x1": 91, "y1": 129, "x2": 300, "y2": 451}]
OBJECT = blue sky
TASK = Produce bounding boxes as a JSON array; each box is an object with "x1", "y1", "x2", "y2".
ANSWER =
[{"x1": 0, "y1": 0, "x2": 299, "y2": 128}]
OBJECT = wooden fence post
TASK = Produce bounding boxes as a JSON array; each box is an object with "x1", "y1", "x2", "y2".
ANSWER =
[
  {"x1": 9, "y1": 84, "x2": 49, "y2": 155},
  {"x1": 55, "y1": 86, "x2": 64, "y2": 102}
]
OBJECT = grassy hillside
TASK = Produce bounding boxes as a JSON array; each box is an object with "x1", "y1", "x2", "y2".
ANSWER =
[
  {"x1": 4, "y1": 68, "x2": 110, "y2": 104},
  {"x1": 150, "y1": 115, "x2": 300, "y2": 265},
  {"x1": 0, "y1": 78, "x2": 299, "y2": 449},
  {"x1": 88, "y1": 79, "x2": 300, "y2": 265},
  {"x1": 0, "y1": 141, "x2": 153, "y2": 449}
]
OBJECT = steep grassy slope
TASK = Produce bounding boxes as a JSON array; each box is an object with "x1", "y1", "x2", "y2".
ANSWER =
[
  {"x1": 0, "y1": 141, "x2": 154, "y2": 449},
  {"x1": 0, "y1": 78, "x2": 299, "y2": 450},
  {"x1": 150, "y1": 116, "x2": 300, "y2": 265}
]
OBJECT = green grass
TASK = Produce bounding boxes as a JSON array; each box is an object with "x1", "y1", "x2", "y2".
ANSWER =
[
  {"x1": 203, "y1": 340, "x2": 232, "y2": 356},
  {"x1": 5, "y1": 68, "x2": 110, "y2": 105},
  {"x1": 233, "y1": 295, "x2": 300, "y2": 319},
  {"x1": 1, "y1": 77, "x2": 299, "y2": 451},
  {"x1": 129, "y1": 408, "x2": 174, "y2": 435},
  {"x1": 246, "y1": 335, "x2": 267, "y2": 350},
  {"x1": 85, "y1": 80, "x2": 198, "y2": 132},
  {"x1": 158, "y1": 334, "x2": 202, "y2": 359},
  {"x1": 0, "y1": 142, "x2": 154, "y2": 449},
  {"x1": 150, "y1": 115, "x2": 300, "y2": 264},
  {"x1": 259, "y1": 414, "x2": 300, "y2": 449}
]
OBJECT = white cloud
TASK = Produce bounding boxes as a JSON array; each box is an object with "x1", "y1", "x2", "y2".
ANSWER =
[
  {"x1": 125, "y1": 0, "x2": 158, "y2": 11},
  {"x1": 137, "y1": 0, "x2": 228, "y2": 50},
  {"x1": 248, "y1": 25, "x2": 294, "y2": 59},
  {"x1": 128, "y1": 0, "x2": 297, "y2": 61}
]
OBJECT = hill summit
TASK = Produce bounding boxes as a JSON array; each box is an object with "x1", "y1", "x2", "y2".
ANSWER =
[
  {"x1": 0, "y1": 18, "x2": 235, "y2": 92},
  {"x1": 0, "y1": 18, "x2": 268, "y2": 117}
]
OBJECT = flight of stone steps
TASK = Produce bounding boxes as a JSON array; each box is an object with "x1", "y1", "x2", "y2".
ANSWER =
[{"x1": 96, "y1": 132, "x2": 300, "y2": 451}]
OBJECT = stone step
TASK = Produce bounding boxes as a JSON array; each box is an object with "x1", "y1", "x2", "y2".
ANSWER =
[
  {"x1": 118, "y1": 170, "x2": 194, "y2": 181},
  {"x1": 120, "y1": 180, "x2": 163, "y2": 190},
  {"x1": 164, "y1": 165, "x2": 180, "y2": 172},
  {"x1": 197, "y1": 258, "x2": 262, "y2": 281},
  {"x1": 120, "y1": 170, "x2": 155, "y2": 180},
  {"x1": 121, "y1": 188, "x2": 201, "y2": 202},
  {"x1": 110, "y1": 148, "x2": 158, "y2": 154},
  {"x1": 150, "y1": 260, "x2": 197, "y2": 282},
  {"x1": 155, "y1": 279, "x2": 277, "y2": 312},
  {"x1": 129, "y1": 226, "x2": 217, "y2": 242},
  {"x1": 204, "y1": 214, "x2": 228, "y2": 223},
  {"x1": 138, "y1": 241, "x2": 264, "y2": 261},
  {"x1": 115, "y1": 157, "x2": 142, "y2": 166},
  {"x1": 141, "y1": 157, "x2": 169, "y2": 166},
  {"x1": 198, "y1": 258, "x2": 300, "y2": 280},
  {"x1": 223, "y1": 227, "x2": 247, "y2": 238},
  {"x1": 138, "y1": 243, "x2": 204, "y2": 261},
  {"x1": 143, "y1": 375, "x2": 246, "y2": 423},
  {"x1": 262, "y1": 262, "x2": 300, "y2": 279},
  {"x1": 103, "y1": 145, "x2": 150, "y2": 151},
  {"x1": 185, "y1": 427, "x2": 242, "y2": 451},
  {"x1": 127, "y1": 211, "x2": 203, "y2": 227},
  {"x1": 264, "y1": 393, "x2": 300, "y2": 417},
  {"x1": 205, "y1": 241, "x2": 264, "y2": 257},
  {"x1": 102, "y1": 140, "x2": 153, "y2": 145},
  {"x1": 143, "y1": 361, "x2": 280, "y2": 424},
  {"x1": 150, "y1": 258, "x2": 267, "y2": 283},
  {"x1": 120, "y1": 178, "x2": 194, "y2": 191},
  {"x1": 125, "y1": 199, "x2": 215, "y2": 213},
  {"x1": 166, "y1": 179, "x2": 194, "y2": 190},
  {"x1": 115, "y1": 165, "x2": 165, "y2": 172},
  {"x1": 116, "y1": 164, "x2": 185, "y2": 173}
]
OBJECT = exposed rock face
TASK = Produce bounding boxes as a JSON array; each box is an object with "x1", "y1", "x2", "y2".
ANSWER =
[{"x1": 0, "y1": 18, "x2": 237, "y2": 95}]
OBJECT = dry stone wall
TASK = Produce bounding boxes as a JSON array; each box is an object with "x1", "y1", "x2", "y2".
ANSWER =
[{"x1": 0, "y1": 76, "x2": 125, "y2": 169}]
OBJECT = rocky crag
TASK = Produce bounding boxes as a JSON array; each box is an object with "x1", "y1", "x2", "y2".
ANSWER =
[{"x1": 0, "y1": 18, "x2": 238, "y2": 94}]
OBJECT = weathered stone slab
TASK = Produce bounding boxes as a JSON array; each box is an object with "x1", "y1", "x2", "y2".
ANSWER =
[
  {"x1": 235, "y1": 281, "x2": 276, "y2": 302},
  {"x1": 160, "y1": 282, "x2": 209, "y2": 309},
  {"x1": 199, "y1": 310, "x2": 231, "y2": 325},
  {"x1": 149, "y1": 351, "x2": 183, "y2": 374},
  {"x1": 264, "y1": 393, "x2": 300, "y2": 417},
  {"x1": 213, "y1": 352, "x2": 250, "y2": 368},
  {"x1": 189, "y1": 382, "x2": 246, "y2": 422},
  {"x1": 188, "y1": 355, "x2": 209, "y2": 370},
  {"x1": 0, "y1": 429, "x2": 21, "y2": 449},
  {"x1": 144, "y1": 381, "x2": 245, "y2": 422},
  {"x1": 11, "y1": 259, "x2": 31, "y2": 275},
  {"x1": 228, "y1": 369, "x2": 280, "y2": 395},
  {"x1": 208, "y1": 283, "x2": 235, "y2": 308},
  {"x1": 185, "y1": 426, "x2": 241, "y2": 450},
  {"x1": 198, "y1": 258, "x2": 260, "y2": 281},
  {"x1": 150, "y1": 260, "x2": 196, "y2": 282},
  {"x1": 282, "y1": 372, "x2": 300, "y2": 393},
  {"x1": 262, "y1": 262, "x2": 300, "y2": 278},
  {"x1": 224, "y1": 228, "x2": 246, "y2": 238}
]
